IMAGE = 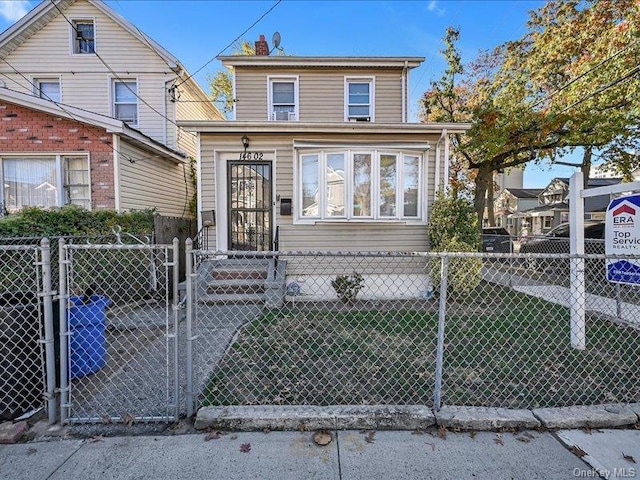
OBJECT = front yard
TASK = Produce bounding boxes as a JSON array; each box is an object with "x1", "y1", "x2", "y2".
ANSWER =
[{"x1": 202, "y1": 285, "x2": 639, "y2": 408}]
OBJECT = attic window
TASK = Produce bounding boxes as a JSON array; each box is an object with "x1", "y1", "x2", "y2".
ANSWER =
[{"x1": 73, "y1": 20, "x2": 95, "y2": 54}]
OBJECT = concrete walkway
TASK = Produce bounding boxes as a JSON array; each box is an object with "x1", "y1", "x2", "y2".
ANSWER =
[{"x1": 2, "y1": 428, "x2": 638, "y2": 480}]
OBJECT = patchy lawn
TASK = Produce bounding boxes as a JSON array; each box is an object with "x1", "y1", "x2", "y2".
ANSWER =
[{"x1": 202, "y1": 286, "x2": 639, "y2": 408}]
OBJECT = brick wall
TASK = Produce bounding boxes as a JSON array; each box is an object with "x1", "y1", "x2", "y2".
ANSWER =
[{"x1": 0, "y1": 100, "x2": 116, "y2": 209}]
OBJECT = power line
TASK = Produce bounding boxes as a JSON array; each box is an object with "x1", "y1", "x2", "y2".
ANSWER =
[{"x1": 174, "y1": 0, "x2": 282, "y2": 88}]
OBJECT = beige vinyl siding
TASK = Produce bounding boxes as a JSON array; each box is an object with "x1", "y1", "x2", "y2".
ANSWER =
[
  {"x1": 118, "y1": 139, "x2": 192, "y2": 217},
  {"x1": 0, "y1": 0, "x2": 180, "y2": 144},
  {"x1": 175, "y1": 83, "x2": 221, "y2": 158},
  {"x1": 200, "y1": 131, "x2": 440, "y2": 252},
  {"x1": 234, "y1": 67, "x2": 403, "y2": 122}
]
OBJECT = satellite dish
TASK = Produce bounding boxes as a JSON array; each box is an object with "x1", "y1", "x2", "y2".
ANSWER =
[{"x1": 272, "y1": 31, "x2": 281, "y2": 49}]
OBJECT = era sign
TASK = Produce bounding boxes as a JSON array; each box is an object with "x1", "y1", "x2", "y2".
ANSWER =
[{"x1": 605, "y1": 194, "x2": 640, "y2": 285}]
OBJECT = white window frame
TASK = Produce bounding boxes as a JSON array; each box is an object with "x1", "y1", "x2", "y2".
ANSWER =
[
  {"x1": 344, "y1": 76, "x2": 375, "y2": 122},
  {"x1": 0, "y1": 154, "x2": 91, "y2": 212},
  {"x1": 32, "y1": 77, "x2": 62, "y2": 102},
  {"x1": 295, "y1": 148, "x2": 424, "y2": 224},
  {"x1": 267, "y1": 76, "x2": 299, "y2": 121},
  {"x1": 70, "y1": 18, "x2": 96, "y2": 55},
  {"x1": 111, "y1": 78, "x2": 139, "y2": 127}
]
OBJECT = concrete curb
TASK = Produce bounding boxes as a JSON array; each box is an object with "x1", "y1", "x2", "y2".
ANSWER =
[
  {"x1": 532, "y1": 404, "x2": 639, "y2": 429},
  {"x1": 195, "y1": 405, "x2": 435, "y2": 431},
  {"x1": 435, "y1": 406, "x2": 541, "y2": 430},
  {"x1": 195, "y1": 403, "x2": 640, "y2": 432}
]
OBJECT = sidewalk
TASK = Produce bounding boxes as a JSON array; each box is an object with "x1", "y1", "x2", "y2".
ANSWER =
[{"x1": 1, "y1": 428, "x2": 638, "y2": 479}]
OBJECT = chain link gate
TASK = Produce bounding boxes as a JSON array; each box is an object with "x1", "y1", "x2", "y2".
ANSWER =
[{"x1": 59, "y1": 239, "x2": 180, "y2": 424}]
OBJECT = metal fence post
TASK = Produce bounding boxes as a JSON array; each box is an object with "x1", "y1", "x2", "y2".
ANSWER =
[
  {"x1": 40, "y1": 239, "x2": 57, "y2": 424},
  {"x1": 171, "y1": 238, "x2": 180, "y2": 420},
  {"x1": 433, "y1": 254, "x2": 449, "y2": 411},
  {"x1": 58, "y1": 238, "x2": 69, "y2": 424},
  {"x1": 185, "y1": 238, "x2": 194, "y2": 417}
]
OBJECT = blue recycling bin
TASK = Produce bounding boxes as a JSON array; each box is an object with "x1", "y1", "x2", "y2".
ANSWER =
[{"x1": 68, "y1": 295, "x2": 110, "y2": 380}]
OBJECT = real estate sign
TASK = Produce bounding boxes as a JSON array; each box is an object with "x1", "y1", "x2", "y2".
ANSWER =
[{"x1": 606, "y1": 194, "x2": 640, "y2": 285}]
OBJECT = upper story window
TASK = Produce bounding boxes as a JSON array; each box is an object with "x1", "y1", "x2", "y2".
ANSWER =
[
  {"x1": 268, "y1": 77, "x2": 298, "y2": 121},
  {"x1": 1, "y1": 155, "x2": 90, "y2": 213},
  {"x1": 113, "y1": 80, "x2": 138, "y2": 126},
  {"x1": 298, "y1": 149, "x2": 422, "y2": 222},
  {"x1": 345, "y1": 77, "x2": 374, "y2": 122},
  {"x1": 72, "y1": 20, "x2": 95, "y2": 54},
  {"x1": 34, "y1": 79, "x2": 61, "y2": 102}
]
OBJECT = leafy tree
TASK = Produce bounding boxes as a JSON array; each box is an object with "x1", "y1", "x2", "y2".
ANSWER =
[
  {"x1": 208, "y1": 40, "x2": 254, "y2": 117},
  {"x1": 422, "y1": 1, "x2": 640, "y2": 227}
]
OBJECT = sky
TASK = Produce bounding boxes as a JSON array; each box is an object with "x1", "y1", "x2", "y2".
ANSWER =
[{"x1": 0, "y1": 0, "x2": 586, "y2": 188}]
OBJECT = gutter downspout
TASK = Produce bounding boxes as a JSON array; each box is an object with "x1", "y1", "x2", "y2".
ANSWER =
[
  {"x1": 434, "y1": 129, "x2": 446, "y2": 193},
  {"x1": 401, "y1": 61, "x2": 408, "y2": 122},
  {"x1": 443, "y1": 129, "x2": 450, "y2": 192},
  {"x1": 113, "y1": 133, "x2": 121, "y2": 212}
]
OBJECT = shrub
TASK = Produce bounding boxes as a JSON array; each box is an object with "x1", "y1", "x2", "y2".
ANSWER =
[
  {"x1": 0, "y1": 205, "x2": 155, "y2": 238},
  {"x1": 428, "y1": 192, "x2": 480, "y2": 251},
  {"x1": 331, "y1": 272, "x2": 365, "y2": 303},
  {"x1": 429, "y1": 237, "x2": 483, "y2": 295}
]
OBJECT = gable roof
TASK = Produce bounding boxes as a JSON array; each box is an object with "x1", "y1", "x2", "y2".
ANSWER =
[
  {"x1": 0, "y1": 0, "x2": 179, "y2": 70},
  {"x1": 0, "y1": 87, "x2": 187, "y2": 163},
  {"x1": 505, "y1": 188, "x2": 543, "y2": 199}
]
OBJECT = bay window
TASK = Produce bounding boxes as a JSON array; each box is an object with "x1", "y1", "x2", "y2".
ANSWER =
[
  {"x1": 1, "y1": 155, "x2": 90, "y2": 213},
  {"x1": 298, "y1": 149, "x2": 423, "y2": 221}
]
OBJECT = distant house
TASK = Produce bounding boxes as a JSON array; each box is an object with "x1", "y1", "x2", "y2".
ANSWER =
[
  {"x1": 0, "y1": 0, "x2": 223, "y2": 215},
  {"x1": 519, "y1": 177, "x2": 621, "y2": 235},
  {"x1": 491, "y1": 188, "x2": 542, "y2": 236}
]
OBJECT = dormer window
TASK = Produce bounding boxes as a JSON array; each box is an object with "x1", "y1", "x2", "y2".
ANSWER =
[
  {"x1": 72, "y1": 20, "x2": 95, "y2": 54},
  {"x1": 268, "y1": 77, "x2": 298, "y2": 121},
  {"x1": 345, "y1": 77, "x2": 374, "y2": 122}
]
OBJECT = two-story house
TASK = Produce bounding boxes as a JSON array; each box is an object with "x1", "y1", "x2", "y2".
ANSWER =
[
  {"x1": 491, "y1": 188, "x2": 542, "y2": 236},
  {"x1": 181, "y1": 36, "x2": 470, "y2": 254},
  {"x1": 520, "y1": 177, "x2": 621, "y2": 235},
  {"x1": 0, "y1": 0, "x2": 222, "y2": 217}
]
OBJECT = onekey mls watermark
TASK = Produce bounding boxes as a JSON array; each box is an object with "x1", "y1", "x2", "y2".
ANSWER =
[{"x1": 573, "y1": 467, "x2": 636, "y2": 478}]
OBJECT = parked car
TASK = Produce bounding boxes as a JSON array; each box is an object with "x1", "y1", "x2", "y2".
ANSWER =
[
  {"x1": 519, "y1": 221, "x2": 605, "y2": 273},
  {"x1": 481, "y1": 227, "x2": 513, "y2": 253}
]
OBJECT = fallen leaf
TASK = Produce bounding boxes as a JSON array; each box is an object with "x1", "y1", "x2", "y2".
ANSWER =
[
  {"x1": 469, "y1": 431, "x2": 477, "y2": 439},
  {"x1": 364, "y1": 431, "x2": 375, "y2": 444},
  {"x1": 240, "y1": 443, "x2": 251, "y2": 453},
  {"x1": 262, "y1": 427, "x2": 271, "y2": 434},
  {"x1": 516, "y1": 436, "x2": 531, "y2": 443},
  {"x1": 437, "y1": 425, "x2": 447, "y2": 439},
  {"x1": 622, "y1": 453, "x2": 636, "y2": 464},
  {"x1": 313, "y1": 430, "x2": 332, "y2": 446},
  {"x1": 494, "y1": 434, "x2": 504, "y2": 446},
  {"x1": 581, "y1": 426, "x2": 592, "y2": 435},
  {"x1": 89, "y1": 436, "x2": 103, "y2": 443},
  {"x1": 570, "y1": 445, "x2": 588, "y2": 458},
  {"x1": 204, "y1": 431, "x2": 222, "y2": 441},
  {"x1": 27, "y1": 447, "x2": 37, "y2": 455},
  {"x1": 121, "y1": 413, "x2": 135, "y2": 427},
  {"x1": 426, "y1": 442, "x2": 435, "y2": 452}
]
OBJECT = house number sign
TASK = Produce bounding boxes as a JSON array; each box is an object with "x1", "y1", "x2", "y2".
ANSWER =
[{"x1": 239, "y1": 152, "x2": 264, "y2": 161}]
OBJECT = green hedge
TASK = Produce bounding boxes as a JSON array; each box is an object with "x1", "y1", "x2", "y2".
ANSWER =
[{"x1": 0, "y1": 205, "x2": 155, "y2": 237}]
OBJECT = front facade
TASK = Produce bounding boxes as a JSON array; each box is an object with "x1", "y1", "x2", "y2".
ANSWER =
[
  {"x1": 182, "y1": 46, "x2": 469, "y2": 257},
  {"x1": 0, "y1": 0, "x2": 222, "y2": 216}
]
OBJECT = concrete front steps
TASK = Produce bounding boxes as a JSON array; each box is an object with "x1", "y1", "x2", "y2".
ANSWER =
[{"x1": 197, "y1": 257, "x2": 286, "y2": 307}]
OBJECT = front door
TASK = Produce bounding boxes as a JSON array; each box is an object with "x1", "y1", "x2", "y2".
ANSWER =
[{"x1": 227, "y1": 161, "x2": 273, "y2": 251}]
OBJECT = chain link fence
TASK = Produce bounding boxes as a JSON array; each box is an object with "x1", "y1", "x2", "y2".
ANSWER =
[{"x1": 188, "y1": 249, "x2": 639, "y2": 413}]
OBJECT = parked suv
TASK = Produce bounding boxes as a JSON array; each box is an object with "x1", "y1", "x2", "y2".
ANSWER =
[{"x1": 481, "y1": 227, "x2": 513, "y2": 253}]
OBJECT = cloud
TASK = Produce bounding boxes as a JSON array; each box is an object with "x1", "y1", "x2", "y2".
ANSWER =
[
  {"x1": 0, "y1": 1, "x2": 31, "y2": 23},
  {"x1": 427, "y1": 0, "x2": 445, "y2": 16}
]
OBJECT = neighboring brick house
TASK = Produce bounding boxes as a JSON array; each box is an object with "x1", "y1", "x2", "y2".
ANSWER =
[
  {"x1": 0, "y1": 88, "x2": 188, "y2": 216},
  {"x1": 0, "y1": 0, "x2": 223, "y2": 216}
]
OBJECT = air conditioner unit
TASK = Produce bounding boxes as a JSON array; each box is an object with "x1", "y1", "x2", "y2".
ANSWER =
[{"x1": 273, "y1": 111, "x2": 296, "y2": 121}]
